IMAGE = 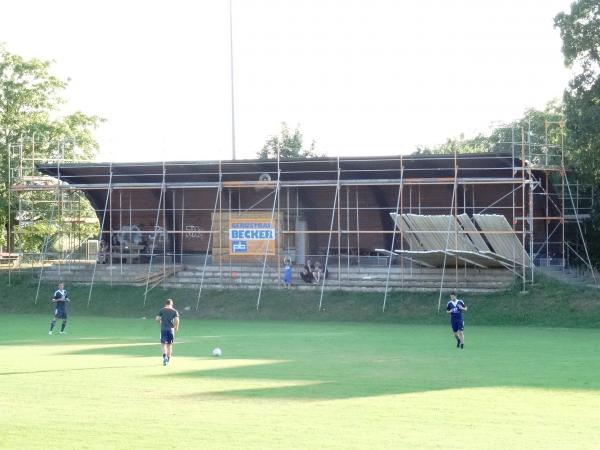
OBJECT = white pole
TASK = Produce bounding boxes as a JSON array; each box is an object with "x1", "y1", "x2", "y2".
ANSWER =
[
  {"x1": 436, "y1": 163, "x2": 458, "y2": 314},
  {"x1": 88, "y1": 164, "x2": 113, "y2": 307},
  {"x1": 383, "y1": 156, "x2": 404, "y2": 312},
  {"x1": 196, "y1": 178, "x2": 222, "y2": 310},
  {"x1": 143, "y1": 164, "x2": 166, "y2": 306},
  {"x1": 257, "y1": 162, "x2": 280, "y2": 310},
  {"x1": 35, "y1": 163, "x2": 62, "y2": 304},
  {"x1": 229, "y1": 0, "x2": 236, "y2": 160},
  {"x1": 319, "y1": 159, "x2": 340, "y2": 311}
]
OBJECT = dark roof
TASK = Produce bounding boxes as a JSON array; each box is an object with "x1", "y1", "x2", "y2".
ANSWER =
[{"x1": 37, "y1": 154, "x2": 523, "y2": 186}]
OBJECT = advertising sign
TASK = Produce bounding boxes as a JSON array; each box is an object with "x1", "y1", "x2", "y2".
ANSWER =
[{"x1": 229, "y1": 219, "x2": 276, "y2": 255}]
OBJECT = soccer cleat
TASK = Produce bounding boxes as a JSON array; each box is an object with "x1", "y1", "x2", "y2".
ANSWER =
[
  {"x1": 60, "y1": 331, "x2": 66, "y2": 334},
  {"x1": 460, "y1": 343, "x2": 464, "y2": 349},
  {"x1": 48, "y1": 331, "x2": 53, "y2": 335},
  {"x1": 163, "y1": 357, "x2": 168, "y2": 366}
]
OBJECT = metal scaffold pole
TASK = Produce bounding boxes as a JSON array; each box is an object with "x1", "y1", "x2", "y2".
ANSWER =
[
  {"x1": 436, "y1": 158, "x2": 458, "y2": 314},
  {"x1": 34, "y1": 160, "x2": 63, "y2": 304},
  {"x1": 88, "y1": 164, "x2": 113, "y2": 307},
  {"x1": 528, "y1": 168, "x2": 535, "y2": 284},
  {"x1": 318, "y1": 157, "x2": 340, "y2": 312},
  {"x1": 454, "y1": 150, "x2": 459, "y2": 287},
  {"x1": 218, "y1": 161, "x2": 223, "y2": 282},
  {"x1": 196, "y1": 176, "x2": 222, "y2": 311},
  {"x1": 521, "y1": 127, "x2": 527, "y2": 291},
  {"x1": 143, "y1": 163, "x2": 166, "y2": 307},
  {"x1": 564, "y1": 173, "x2": 597, "y2": 285},
  {"x1": 256, "y1": 153, "x2": 281, "y2": 310},
  {"x1": 7, "y1": 143, "x2": 12, "y2": 286},
  {"x1": 560, "y1": 121, "x2": 566, "y2": 268},
  {"x1": 382, "y1": 156, "x2": 404, "y2": 312}
]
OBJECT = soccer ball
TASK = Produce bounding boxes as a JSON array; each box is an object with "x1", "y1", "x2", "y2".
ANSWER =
[{"x1": 212, "y1": 347, "x2": 222, "y2": 357}]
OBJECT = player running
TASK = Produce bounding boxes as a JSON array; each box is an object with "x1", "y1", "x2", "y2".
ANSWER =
[
  {"x1": 446, "y1": 291, "x2": 467, "y2": 349},
  {"x1": 156, "y1": 298, "x2": 180, "y2": 366},
  {"x1": 49, "y1": 282, "x2": 70, "y2": 335}
]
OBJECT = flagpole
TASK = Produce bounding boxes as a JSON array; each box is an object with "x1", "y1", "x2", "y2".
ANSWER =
[{"x1": 229, "y1": 0, "x2": 236, "y2": 160}]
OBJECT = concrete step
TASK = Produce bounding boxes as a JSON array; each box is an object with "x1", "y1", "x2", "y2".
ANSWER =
[
  {"x1": 37, "y1": 263, "x2": 515, "y2": 292},
  {"x1": 172, "y1": 272, "x2": 513, "y2": 281},
  {"x1": 168, "y1": 275, "x2": 511, "y2": 285},
  {"x1": 41, "y1": 264, "x2": 513, "y2": 278},
  {"x1": 179, "y1": 266, "x2": 512, "y2": 276},
  {"x1": 162, "y1": 277, "x2": 512, "y2": 288},
  {"x1": 161, "y1": 282, "x2": 506, "y2": 293},
  {"x1": 537, "y1": 266, "x2": 600, "y2": 288}
]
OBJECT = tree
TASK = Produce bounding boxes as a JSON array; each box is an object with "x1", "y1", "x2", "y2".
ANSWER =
[
  {"x1": 555, "y1": 0, "x2": 600, "y2": 83},
  {"x1": 0, "y1": 44, "x2": 103, "y2": 251},
  {"x1": 414, "y1": 133, "x2": 493, "y2": 155},
  {"x1": 414, "y1": 103, "x2": 564, "y2": 158},
  {"x1": 257, "y1": 123, "x2": 320, "y2": 159},
  {"x1": 554, "y1": 1, "x2": 600, "y2": 267},
  {"x1": 555, "y1": 0, "x2": 600, "y2": 184}
]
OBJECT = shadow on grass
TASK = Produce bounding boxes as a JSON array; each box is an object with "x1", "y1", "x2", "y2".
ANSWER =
[{"x1": 57, "y1": 327, "x2": 600, "y2": 400}]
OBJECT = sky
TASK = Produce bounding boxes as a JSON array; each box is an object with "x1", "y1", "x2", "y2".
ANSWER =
[{"x1": 2, "y1": 0, "x2": 575, "y2": 162}]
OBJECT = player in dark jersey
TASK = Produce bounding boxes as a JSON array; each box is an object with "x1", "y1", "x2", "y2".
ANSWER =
[
  {"x1": 49, "y1": 282, "x2": 70, "y2": 335},
  {"x1": 155, "y1": 298, "x2": 180, "y2": 366},
  {"x1": 446, "y1": 291, "x2": 467, "y2": 349}
]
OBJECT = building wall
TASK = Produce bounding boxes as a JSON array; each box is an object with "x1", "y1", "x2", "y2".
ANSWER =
[{"x1": 91, "y1": 177, "x2": 559, "y2": 262}]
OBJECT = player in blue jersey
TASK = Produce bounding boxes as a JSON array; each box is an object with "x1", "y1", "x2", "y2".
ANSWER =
[
  {"x1": 446, "y1": 291, "x2": 467, "y2": 349},
  {"x1": 49, "y1": 282, "x2": 70, "y2": 335},
  {"x1": 155, "y1": 299, "x2": 180, "y2": 366}
]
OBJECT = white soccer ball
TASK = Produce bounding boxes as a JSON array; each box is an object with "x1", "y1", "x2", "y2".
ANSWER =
[{"x1": 212, "y1": 347, "x2": 222, "y2": 357}]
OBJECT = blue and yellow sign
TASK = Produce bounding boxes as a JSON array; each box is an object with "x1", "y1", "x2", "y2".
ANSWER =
[{"x1": 229, "y1": 219, "x2": 276, "y2": 255}]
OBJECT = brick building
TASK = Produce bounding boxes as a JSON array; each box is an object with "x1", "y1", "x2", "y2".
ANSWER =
[{"x1": 38, "y1": 154, "x2": 560, "y2": 266}]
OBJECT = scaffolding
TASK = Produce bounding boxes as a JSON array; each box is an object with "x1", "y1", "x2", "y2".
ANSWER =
[
  {"x1": 7, "y1": 138, "x2": 99, "y2": 286},
  {"x1": 6, "y1": 124, "x2": 596, "y2": 307}
]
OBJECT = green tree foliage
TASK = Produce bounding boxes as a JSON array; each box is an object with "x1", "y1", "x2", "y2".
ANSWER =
[
  {"x1": 257, "y1": 122, "x2": 320, "y2": 159},
  {"x1": 555, "y1": 0, "x2": 600, "y2": 184},
  {"x1": 0, "y1": 44, "x2": 103, "y2": 251},
  {"x1": 414, "y1": 102, "x2": 564, "y2": 160},
  {"x1": 414, "y1": 133, "x2": 493, "y2": 155},
  {"x1": 555, "y1": 0, "x2": 600, "y2": 78},
  {"x1": 555, "y1": 1, "x2": 600, "y2": 267}
]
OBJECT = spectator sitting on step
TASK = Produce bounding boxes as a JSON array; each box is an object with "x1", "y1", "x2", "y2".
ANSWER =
[
  {"x1": 300, "y1": 266, "x2": 313, "y2": 284},
  {"x1": 303, "y1": 259, "x2": 314, "y2": 278},
  {"x1": 313, "y1": 261, "x2": 323, "y2": 283}
]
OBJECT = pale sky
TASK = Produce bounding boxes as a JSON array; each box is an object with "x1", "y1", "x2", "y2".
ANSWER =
[{"x1": 2, "y1": 0, "x2": 574, "y2": 162}]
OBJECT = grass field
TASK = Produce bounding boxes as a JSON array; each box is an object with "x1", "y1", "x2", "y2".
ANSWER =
[
  {"x1": 2, "y1": 271, "x2": 600, "y2": 327},
  {"x1": 1, "y1": 314, "x2": 600, "y2": 449}
]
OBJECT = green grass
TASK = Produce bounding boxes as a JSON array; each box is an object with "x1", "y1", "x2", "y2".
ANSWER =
[
  {"x1": 1, "y1": 272, "x2": 599, "y2": 448},
  {"x1": 1, "y1": 315, "x2": 600, "y2": 449}
]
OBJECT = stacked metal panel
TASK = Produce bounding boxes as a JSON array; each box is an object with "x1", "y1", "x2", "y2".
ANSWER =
[
  {"x1": 387, "y1": 212, "x2": 530, "y2": 268},
  {"x1": 456, "y1": 213, "x2": 491, "y2": 252},
  {"x1": 472, "y1": 214, "x2": 531, "y2": 267}
]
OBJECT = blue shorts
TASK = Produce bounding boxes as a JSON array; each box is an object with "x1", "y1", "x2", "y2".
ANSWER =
[
  {"x1": 451, "y1": 319, "x2": 464, "y2": 332},
  {"x1": 160, "y1": 329, "x2": 175, "y2": 344},
  {"x1": 54, "y1": 308, "x2": 67, "y2": 320}
]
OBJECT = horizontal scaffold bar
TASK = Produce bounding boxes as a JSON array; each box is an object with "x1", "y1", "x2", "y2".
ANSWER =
[{"x1": 15, "y1": 177, "x2": 534, "y2": 191}]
